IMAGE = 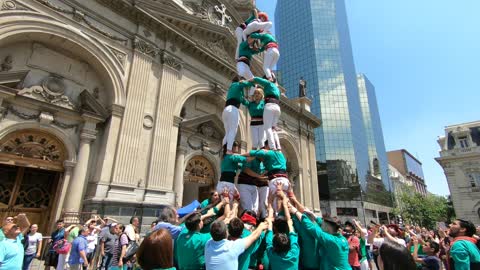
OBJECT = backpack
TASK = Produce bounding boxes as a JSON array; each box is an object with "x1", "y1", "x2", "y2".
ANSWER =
[{"x1": 121, "y1": 233, "x2": 139, "y2": 262}]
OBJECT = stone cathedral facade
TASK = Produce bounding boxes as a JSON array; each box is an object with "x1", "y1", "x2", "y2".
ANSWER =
[{"x1": 0, "y1": 0, "x2": 321, "y2": 233}]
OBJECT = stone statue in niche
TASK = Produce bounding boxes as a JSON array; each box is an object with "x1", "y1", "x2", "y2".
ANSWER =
[
  {"x1": 18, "y1": 75, "x2": 75, "y2": 110},
  {"x1": 1, "y1": 55, "x2": 12, "y2": 72}
]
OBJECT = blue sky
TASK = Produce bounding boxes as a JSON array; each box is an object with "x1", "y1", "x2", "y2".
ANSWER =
[{"x1": 256, "y1": 0, "x2": 480, "y2": 196}]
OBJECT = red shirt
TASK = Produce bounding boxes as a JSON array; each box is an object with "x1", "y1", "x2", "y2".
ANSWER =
[{"x1": 348, "y1": 236, "x2": 361, "y2": 267}]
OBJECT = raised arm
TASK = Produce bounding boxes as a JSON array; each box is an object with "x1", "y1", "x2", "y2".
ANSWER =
[
  {"x1": 16, "y1": 213, "x2": 31, "y2": 235},
  {"x1": 244, "y1": 221, "x2": 268, "y2": 250},
  {"x1": 353, "y1": 219, "x2": 366, "y2": 239},
  {"x1": 368, "y1": 225, "x2": 379, "y2": 244},
  {"x1": 251, "y1": 77, "x2": 270, "y2": 88}
]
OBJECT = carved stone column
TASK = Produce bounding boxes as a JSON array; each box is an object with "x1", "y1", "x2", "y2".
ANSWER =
[
  {"x1": 63, "y1": 119, "x2": 98, "y2": 212},
  {"x1": 91, "y1": 105, "x2": 124, "y2": 198},
  {"x1": 54, "y1": 160, "x2": 75, "y2": 221},
  {"x1": 147, "y1": 51, "x2": 183, "y2": 189},
  {"x1": 112, "y1": 38, "x2": 157, "y2": 186},
  {"x1": 173, "y1": 147, "x2": 187, "y2": 208}
]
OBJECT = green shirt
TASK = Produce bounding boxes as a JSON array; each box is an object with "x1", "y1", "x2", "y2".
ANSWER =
[
  {"x1": 292, "y1": 214, "x2": 321, "y2": 269},
  {"x1": 242, "y1": 99, "x2": 265, "y2": 118},
  {"x1": 238, "y1": 41, "x2": 261, "y2": 60},
  {"x1": 249, "y1": 149, "x2": 286, "y2": 172},
  {"x1": 175, "y1": 230, "x2": 211, "y2": 270},
  {"x1": 67, "y1": 227, "x2": 79, "y2": 242},
  {"x1": 450, "y1": 239, "x2": 480, "y2": 270},
  {"x1": 238, "y1": 229, "x2": 265, "y2": 270},
  {"x1": 242, "y1": 158, "x2": 265, "y2": 175},
  {"x1": 221, "y1": 154, "x2": 247, "y2": 174},
  {"x1": 266, "y1": 231, "x2": 300, "y2": 270},
  {"x1": 200, "y1": 199, "x2": 210, "y2": 209},
  {"x1": 301, "y1": 215, "x2": 350, "y2": 270},
  {"x1": 252, "y1": 77, "x2": 280, "y2": 99},
  {"x1": 226, "y1": 81, "x2": 252, "y2": 103},
  {"x1": 0, "y1": 229, "x2": 4, "y2": 241},
  {"x1": 359, "y1": 238, "x2": 367, "y2": 262},
  {"x1": 249, "y1": 33, "x2": 277, "y2": 49}
]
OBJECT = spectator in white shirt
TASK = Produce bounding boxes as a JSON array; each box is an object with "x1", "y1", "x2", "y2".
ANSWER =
[
  {"x1": 22, "y1": 224, "x2": 43, "y2": 270},
  {"x1": 368, "y1": 224, "x2": 407, "y2": 248},
  {"x1": 124, "y1": 217, "x2": 139, "y2": 242},
  {"x1": 205, "y1": 219, "x2": 267, "y2": 270}
]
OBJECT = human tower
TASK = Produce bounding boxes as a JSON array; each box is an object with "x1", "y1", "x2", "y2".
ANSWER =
[{"x1": 218, "y1": 8, "x2": 287, "y2": 218}]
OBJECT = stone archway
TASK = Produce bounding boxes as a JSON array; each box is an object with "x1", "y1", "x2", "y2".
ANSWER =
[
  {"x1": 0, "y1": 128, "x2": 69, "y2": 233},
  {"x1": 279, "y1": 135, "x2": 302, "y2": 197},
  {"x1": 182, "y1": 155, "x2": 217, "y2": 206}
]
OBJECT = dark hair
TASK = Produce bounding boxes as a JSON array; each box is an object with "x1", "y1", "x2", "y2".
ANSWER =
[
  {"x1": 228, "y1": 218, "x2": 244, "y2": 239},
  {"x1": 222, "y1": 141, "x2": 240, "y2": 157},
  {"x1": 56, "y1": 219, "x2": 64, "y2": 224},
  {"x1": 427, "y1": 240, "x2": 440, "y2": 253},
  {"x1": 185, "y1": 213, "x2": 202, "y2": 232},
  {"x1": 273, "y1": 233, "x2": 290, "y2": 254},
  {"x1": 344, "y1": 221, "x2": 356, "y2": 232},
  {"x1": 137, "y1": 228, "x2": 174, "y2": 270},
  {"x1": 157, "y1": 206, "x2": 177, "y2": 224},
  {"x1": 323, "y1": 217, "x2": 341, "y2": 232},
  {"x1": 117, "y1": 224, "x2": 125, "y2": 233},
  {"x1": 273, "y1": 216, "x2": 289, "y2": 234},
  {"x1": 210, "y1": 220, "x2": 227, "y2": 241},
  {"x1": 232, "y1": 76, "x2": 240, "y2": 82},
  {"x1": 379, "y1": 241, "x2": 416, "y2": 270},
  {"x1": 457, "y1": 219, "x2": 476, "y2": 237},
  {"x1": 130, "y1": 216, "x2": 139, "y2": 225}
]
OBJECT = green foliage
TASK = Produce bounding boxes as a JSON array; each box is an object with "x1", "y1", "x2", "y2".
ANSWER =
[{"x1": 393, "y1": 186, "x2": 455, "y2": 229}]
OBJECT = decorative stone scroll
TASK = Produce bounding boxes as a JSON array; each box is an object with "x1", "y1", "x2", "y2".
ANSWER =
[
  {"x1": 160, "y1": 51, "x2": 182, "y2": 71},
  {"x1": 0, "y1": 129, "x2": 67, "y2": 162},
  {"x1": 184, "y1": 156, "x2": 215, "y2": 185},
  {"x1": 18, "y1": 76, "x2": 75, "y2": 110},
  {"x1": 134, "y1": 37, "x2": 160, "y2": 57}
]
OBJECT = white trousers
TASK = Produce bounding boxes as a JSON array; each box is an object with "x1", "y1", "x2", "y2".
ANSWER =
[
  {"x1": 57, "y1": 253, "x2": 67, "y2": 270},
  {"x1": 222, "y1": 105, "x2": 239, "y2": 151},
  {"x1": 243, "y1": 21, "x2": 273, "y2": 40},
  {"x1": 269, "y1": 177, "x2": 289, "y2": 211},
  {"x1": 216, "y1": 181, "x2": 236, "y2": 202},
  {"x1": 237, "y1": 62, "x2": 254, "y2": 80},
  {"x1": 257, "y1": 186, "x2": 269, "y2": 219},
  {"x1": 238, "y1": 184, "x2": 258, "y2": 213},
  {"x1": 263, "y1": 47, "x2": 280, "y2": 79},
  {"x1": 235, "y1": 26, "x2": 244, "y2": 59},
  {"x1": 360, "y1": 259, "x2": 370, "y2": 270},
  {"x1": 263, "y1": 103, "x2": 281, "y2": 150},
  {"x1": 251, "y1": 125, "x2": 265, "y2": 149}
]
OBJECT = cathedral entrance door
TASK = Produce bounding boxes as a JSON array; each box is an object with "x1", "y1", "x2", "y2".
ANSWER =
[
  {"x1": 183, "y1": 156, "x2": 216, "y2": 206},
  {"x1": 0, "y1": 164, "x2": 60, "y2": 233}
]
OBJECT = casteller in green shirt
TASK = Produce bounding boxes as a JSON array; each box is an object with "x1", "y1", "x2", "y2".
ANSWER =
[
  {"x1": 175, "y1": 230, "x2": 211, "y2": 270},
  {"x1": 301, "y1": 214, "x2": 350, "y2": 270},
  {"x1": 249, "y1": 149, "x2": 286, "y2": 172},
  {"x1": 237, "y1": 229, "x2": 265, "y2": 270},
  {"x1": 266, "y1": 230, "x2": 300, "y2": 270},
  {"x1": 226, "y1": 81, "x2": 253, "y2": 104},
  {"x1": 292, "y1": 214, "x2": 321, "y2": 269},
  {"x1": 252, "y1": 77, "x2": 280, "y2": 100}
]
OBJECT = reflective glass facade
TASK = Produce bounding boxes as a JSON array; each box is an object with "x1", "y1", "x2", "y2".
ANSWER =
[{"x1": 276, "y1": 0, "x2": 392, "y2": 205}]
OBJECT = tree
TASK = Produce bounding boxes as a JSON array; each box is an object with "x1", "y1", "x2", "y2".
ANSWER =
[{"x1": 393, "y1": 186, "x2": 454, "y2": 229}]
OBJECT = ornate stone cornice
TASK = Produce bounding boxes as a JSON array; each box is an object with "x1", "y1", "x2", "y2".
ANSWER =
[
  {"x1": 160, "y1": 50, "x2": 182, "y2": 71},
  {"x1": 133, "y1": 36, "x2": 160, "y2": 57},
  {"x1": 35, "y1": 0, "x2": 128, "y2": 43}
]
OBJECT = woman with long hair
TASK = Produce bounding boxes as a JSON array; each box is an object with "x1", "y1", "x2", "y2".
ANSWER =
[
  {"x1": 377, "y1": 240, "x2": 416, "y2": 270},
  {"x1": 136, "y1": 228, "x2": 175, "y2": 270}
]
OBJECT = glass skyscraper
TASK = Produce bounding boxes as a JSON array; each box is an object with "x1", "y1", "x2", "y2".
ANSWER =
[{"x1": 275, "y1": 0, "x2": 392, "y2": 207}]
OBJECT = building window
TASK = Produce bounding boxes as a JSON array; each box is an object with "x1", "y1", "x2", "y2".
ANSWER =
[
  {"x1": 336, "y1": 207, "x2": 358, "y2": 216},
  {"x1": 459, "y1": 136, "x2": 469, "y2": 148},
  {"x1": 468, "y1": 173, "x2": 480, "y2": 187}
]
